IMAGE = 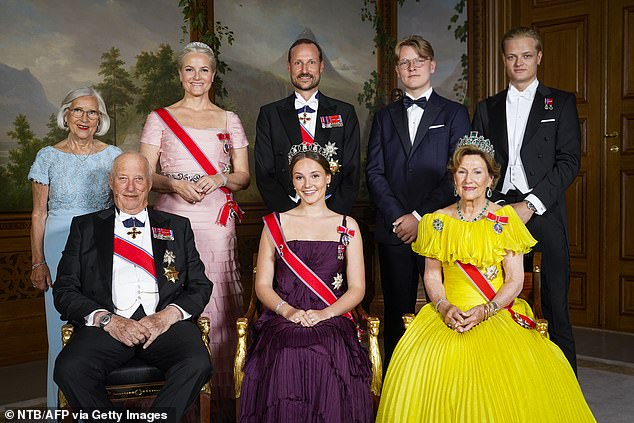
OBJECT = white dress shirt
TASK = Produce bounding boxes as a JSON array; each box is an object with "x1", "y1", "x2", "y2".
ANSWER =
[
  {"x1": 295, "y1": 91, "x2": 319, "y2": 138},
  {"x1": 405, "y1": 87, "x2": 433, "y2": 144},
  {"x1": 503, "y1": 79, "x2": 546, "y2": 214},
  {"x1": 405, "y1": 87, "x2": 433, "y2": 221}
]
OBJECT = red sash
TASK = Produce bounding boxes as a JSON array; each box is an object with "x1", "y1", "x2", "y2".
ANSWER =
[
  {"x1": 262, "y1": 213, "x2": 353, "y2": 322},
  {"x1": 113, "y1": 235, "x2": 157, "y2": 279},
  {"x1": 300, "y1": 122, "x2": 314, "y2": 145},
  {"x1": 154, "y1": 108, "x2": 243, "y2": 226},
  {"x1": 456, "y1": 261, "x2": 536, "y2": 329}
]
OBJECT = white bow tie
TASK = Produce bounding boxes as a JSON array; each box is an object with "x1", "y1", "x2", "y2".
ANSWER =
[
  {"x1": 295, "y1": 97, "x2": 319, "y2": 112},
  {"x1": 507, "y1": 87, "x2": 532, "y2": 102}
]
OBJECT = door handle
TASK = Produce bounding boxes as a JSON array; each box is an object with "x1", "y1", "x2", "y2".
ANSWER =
[
  {"x1": 604, "y1": 132, "x2": 619, "y2": 138},
  {"x1": 609, "y1": 145, "x2": 620, "y2": 153}
]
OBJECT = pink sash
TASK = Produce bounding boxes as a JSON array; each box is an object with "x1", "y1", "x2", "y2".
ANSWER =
[
  {"x1": 456, "y1": 260, "x2": 536, "y2": 329},
  {"x1": 155, "y1": 108, "x2": 243, "y2": 226},
  {"x1": 113, "y1": 235, "x2": 156, "y2": 279},
  {"x1": 262, "y1": 213, "x2": 354, "y2": 322}
]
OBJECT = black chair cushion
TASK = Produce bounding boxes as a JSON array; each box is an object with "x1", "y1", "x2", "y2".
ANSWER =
[{"x1": 105, "y1": 357, "x2": 165, "y2": 386}]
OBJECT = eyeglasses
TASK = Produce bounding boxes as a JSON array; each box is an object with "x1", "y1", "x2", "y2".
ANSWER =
[
  {"x1": 68, "y1": 107, "x2": 100, "y2": 120},
  {"x1": 397, "y1": 56, "x2": 431, "y2": 69}
]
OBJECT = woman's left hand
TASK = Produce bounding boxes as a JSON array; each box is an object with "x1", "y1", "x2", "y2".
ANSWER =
[
  {"x1": 458, "y1": 304, "x2": 486, "y2": 332},
  {"x1": 305, "y1": 309, "x2": 334, "y2": 326},
  {"x1": 195, "y1": 174, "x2": 226, "y2": 194}
]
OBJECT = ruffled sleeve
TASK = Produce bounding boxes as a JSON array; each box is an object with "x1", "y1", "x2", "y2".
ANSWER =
[
  {"x1": 28, "y1": 147, "x2": 52, "y2": 185},
  {"x1": 411, "y1": 206, "x2": 537, "y2": 267},
  {"x1": 139, "y1": 111, "x2": 166, "y2": 147},
  {"x1": 227, "y1": 111, "x2": 249, "y2": 149}
]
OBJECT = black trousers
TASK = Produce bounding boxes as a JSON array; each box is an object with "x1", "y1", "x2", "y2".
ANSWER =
[
  {"x1": 54, "y1": 320, "x2": 212, "y2": 423},
  {"x1": 378, "y1": 242, "x2": 426, "y2": 369},
  {"x1": 503, "y1": 191, "x2": 577, "y2": 373}
]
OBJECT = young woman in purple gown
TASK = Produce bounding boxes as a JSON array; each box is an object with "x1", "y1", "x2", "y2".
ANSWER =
[{"x1": 239, "y1": 149, "x2": 373, "y2": 423}]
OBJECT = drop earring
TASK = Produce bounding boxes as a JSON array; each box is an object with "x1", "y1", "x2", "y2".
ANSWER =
[{"x1": 486, "y1": 187, "x2": 492, "y2": 198}]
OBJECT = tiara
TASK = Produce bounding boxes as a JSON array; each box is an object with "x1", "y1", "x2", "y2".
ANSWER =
[
  {"x1": 185, "y1": 41, "x2": 214, "y2": 54},
  {"x1": 288, "y1": 141, "x2": 341, "y2": 173},
  {"x1": 457, "y1": 131, "x2": 495, "y2": 156}
]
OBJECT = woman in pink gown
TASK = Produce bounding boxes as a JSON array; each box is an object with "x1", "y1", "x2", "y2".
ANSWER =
[{"x1": 140, "y1": 41, "x2": 250, "y2": 422}]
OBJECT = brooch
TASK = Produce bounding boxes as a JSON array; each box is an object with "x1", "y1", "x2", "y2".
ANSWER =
[
  {"x1": 432, "y1": 219, "x2": 444, "y2": 232},
  {"x1": 152, "y1": 227, "x2": 174, "y2": 241},
  {"x1": 332, "y1": 273, "x2": 343, "y2": 290},
  {"x1": 320, "y1": 115, "x2": 343, "y2": 128},
  {"x1": 483, "y1": 265, "x2": 499, "y2": 281}
]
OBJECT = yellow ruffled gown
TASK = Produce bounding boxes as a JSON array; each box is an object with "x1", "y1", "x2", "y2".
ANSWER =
[{"x1": 376, "y1": 206, "x2": 595, "y2": 422}]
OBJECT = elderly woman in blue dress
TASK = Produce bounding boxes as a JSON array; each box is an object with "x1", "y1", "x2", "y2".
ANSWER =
[{"x1": 29, "y1": 87, "x2": 122, "y2": 408}]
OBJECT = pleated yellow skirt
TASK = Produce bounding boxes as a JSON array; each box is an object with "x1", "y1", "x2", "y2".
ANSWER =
[{"x1": 376, "y1": 303, "x2": 596, "y2": 423}]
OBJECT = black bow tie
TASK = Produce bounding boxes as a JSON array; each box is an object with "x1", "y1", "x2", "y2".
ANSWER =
[
  {"x1": 122, "y1": 217, "x2": 144, "y2": 228},
  {"x1": 403, "y1": 96, "x2": 428, "y2": 109}
]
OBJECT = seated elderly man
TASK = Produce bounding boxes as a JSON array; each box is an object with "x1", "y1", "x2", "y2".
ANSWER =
[{"x1": 53, "y1": 152, "x2": 212, "y2": 422}]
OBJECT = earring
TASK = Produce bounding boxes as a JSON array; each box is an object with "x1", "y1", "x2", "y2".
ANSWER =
[
  {"x1": 486, "y1": 187, "x2": 492, "y2": 198},
  {"x1": 453, "y1": 186, "x2": 457, "y2": 197},
  {"x1": 63, "y1": 120, "x2": 68, "y2": 128},
  {"x1": 327, "y1": 183, "x2": 330, "y2": 189}
]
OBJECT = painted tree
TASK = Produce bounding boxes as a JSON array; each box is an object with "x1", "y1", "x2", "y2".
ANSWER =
[
  {"x1": 95, "y1": 47, "x2": 137, "y2": 145},
  {"x1": 135, "y1": 44, "x2": 182, "y2": 115},
  {"x1": 42, "y1": 114, "x2": 67, "y2": 146},
  {"x1": 1, "y1": 115, "x2": 43, "y2": 209}
]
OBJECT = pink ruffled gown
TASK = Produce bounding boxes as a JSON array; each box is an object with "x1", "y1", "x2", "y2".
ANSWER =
[{"x1": 140, "y1": 110, "x2": 248, "y2": 418}]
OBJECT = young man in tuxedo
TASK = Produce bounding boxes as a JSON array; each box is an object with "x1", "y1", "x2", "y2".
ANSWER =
[
  {"x1": 255, "y1": 38, "x2": 360, "y2": 214},
  {"x1": 366, "y1": 35, "x2": 470, "y2": 366},
  {"x1": 53, "y1": 152, "x2": 212, "y2": 422},
  {"x1": 473, "y1": 27, "x2": 581, "y2": 372}
]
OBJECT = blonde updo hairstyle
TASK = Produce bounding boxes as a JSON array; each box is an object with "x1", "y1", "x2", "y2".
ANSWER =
[{"x1": 177, "y1": 41, "x2": 217, "y2": 72}]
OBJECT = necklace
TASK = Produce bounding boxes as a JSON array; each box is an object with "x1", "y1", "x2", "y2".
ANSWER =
[
  {"x1": 456, "y1": 199, "x2": 490, "y2": 222},
  {"x1": 69, "y1": 140, "x2": 95, "y2": 163}
]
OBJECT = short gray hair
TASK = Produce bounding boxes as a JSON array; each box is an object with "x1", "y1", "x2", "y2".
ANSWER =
[
  {"x1": 177, "y1": 41, "x2": 217, "y2": 72},
  {"x1": 56, "y1": 87, "x2": 110, "y2": 136},
  {"x1": 111, "y1": 152, "x2": 153, "y2": 179}
]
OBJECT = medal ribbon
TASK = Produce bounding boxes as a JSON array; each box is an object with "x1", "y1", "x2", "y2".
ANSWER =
[
  {"x1": 155, "y1": 108, "x2": 243, "y2": 225},
  {"x1": 299, "y1": 121, "x2": 315, "y2": 145},
  {"x1": 113, "y1": 235, "x2": 157, "y2": 280},
  {"x1": 263, "y1": 213, "x2": 354, "y2": 322},
  {"x1": 456, "y1": 260, "x2": 536, "y2": 329},
  {"x1": 485, "y1": 213, "x2": 509, "y2": 225}
]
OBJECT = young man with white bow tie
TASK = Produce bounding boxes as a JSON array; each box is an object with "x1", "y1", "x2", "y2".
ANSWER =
[
  {"x1": 366, "y1": 35, "x2": 470, "y2": 367},
  {"x1": 255, "y1": 38, "x2": 360, "y2": 214},
  {"x1": 53, "y1": 152, "x2": 212, "y2": 422},
  {"x1": 473, "y1": 27, "x2": 581, "y2": 372}
]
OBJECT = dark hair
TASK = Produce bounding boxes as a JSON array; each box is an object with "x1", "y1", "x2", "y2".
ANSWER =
[
  {"x1": 501, "y1": 27, "x2": 543, "y2": 54},
  {"x1": 448, "y1": 145, "x2": 501, "y2": 188},
  {"x1": 289, "y1": 151, "x2": 331, "y2": 175},
  {"x1": 287, "y1": 38, "x2": 323, "y2": 63}
]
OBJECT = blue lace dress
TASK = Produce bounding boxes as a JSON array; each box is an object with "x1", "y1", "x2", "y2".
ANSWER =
[{"x1": 28, "y1": 145, "x2": 122, "y2": 407}]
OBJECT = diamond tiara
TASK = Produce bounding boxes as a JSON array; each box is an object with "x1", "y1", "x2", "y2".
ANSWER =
[
  {"x1": 287, "y1": 141, "x2": 341, "y2": 173},
  {"x1": 457, "y1": 131, "x2": 495, "y2": 156}
]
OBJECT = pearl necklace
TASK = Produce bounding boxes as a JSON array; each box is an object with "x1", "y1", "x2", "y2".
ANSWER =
[{"x1": 456, "y1": 199, "x2": 490, "y2": 222}]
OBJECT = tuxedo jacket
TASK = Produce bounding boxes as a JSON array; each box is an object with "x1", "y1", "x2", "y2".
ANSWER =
[
  {"x1": 254, "y1": 92, "x2": 360, "y2": 214},
  {"x1": 53, "y1": 208, "x2": 212, "y2": 326},
  {"x1": 366, "y1": 91, "x2": 471, "y2": 244},
  {"x1": 472, "y1": 83, "x2": 580, "y2": 211}
]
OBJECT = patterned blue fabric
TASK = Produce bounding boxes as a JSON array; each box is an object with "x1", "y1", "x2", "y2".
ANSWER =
[
  {"x1": 28, "y1": 146, "x2": 122, "y2": 213},
  {"x1": 27, "y1": 144, "x2": 122, "y2": 408}
]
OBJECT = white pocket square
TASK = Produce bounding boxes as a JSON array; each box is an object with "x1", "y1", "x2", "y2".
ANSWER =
[
  {"x1": 429, "y1": 124, "x2": 445, "y2": 129},
  {"x1": 540, "y1": 118, "x2": 555, "y2": 123}
]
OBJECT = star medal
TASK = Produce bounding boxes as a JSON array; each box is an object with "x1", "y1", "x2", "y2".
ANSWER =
[
  {"x1": 483, "y1": 265, "x2": 499, "y2": 281},
  {"x1": 432, "y1": 219, "x2": 444, "y2": 232},
  {"x1": 163, "y1": 250, "x2": 175, "y2": 266},
  {"x1": 332, "y1": 273, "x2": 343, "y2": 290},
  {"x1": 164, "y1": 266, "x2": 179, "y2": 283}
]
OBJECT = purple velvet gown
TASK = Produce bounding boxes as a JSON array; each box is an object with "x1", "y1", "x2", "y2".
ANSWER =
[{"x1": 239, "y1": 237, "x2": 373, "y2": 423}]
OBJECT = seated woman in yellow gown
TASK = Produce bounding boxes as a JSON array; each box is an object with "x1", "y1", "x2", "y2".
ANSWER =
[{"x1": 376, "y1": 133, "x2": 595, "y2": 422}]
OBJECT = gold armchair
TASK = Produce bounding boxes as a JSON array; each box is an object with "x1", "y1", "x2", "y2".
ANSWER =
[
  {"x1": 59, "y1": 317, "x2": 212, "y2": 423},
  {"x1": 403, "y1": 252, "x2": 548, "y2": 336},
  {"x1": 233, "y1": 255, "x2": 383, "y2": 420}
]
